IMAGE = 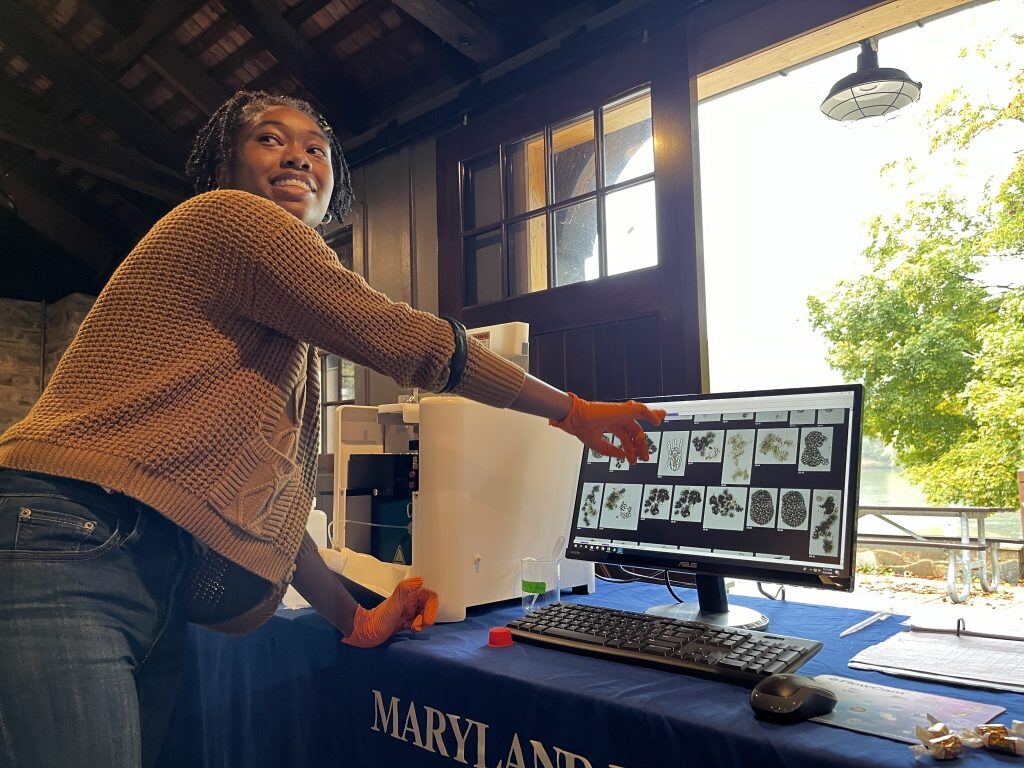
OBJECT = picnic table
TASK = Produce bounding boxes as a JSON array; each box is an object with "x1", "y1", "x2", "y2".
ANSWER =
[{"x1": 856, "y1": 505, "x2": 1012, "y2": 603}]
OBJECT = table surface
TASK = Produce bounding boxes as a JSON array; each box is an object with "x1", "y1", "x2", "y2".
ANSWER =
[
  {"x1": 858, "y1": 506, "x2": 1002, "y2": 520},
  {"x1": 160, "y1": 580, "x2": 1024, "y2": 768}
]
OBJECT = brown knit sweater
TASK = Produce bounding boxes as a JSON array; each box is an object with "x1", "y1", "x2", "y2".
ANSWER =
[{"x1": 0, "y1": 189, "x2": 525, "y2": 596}]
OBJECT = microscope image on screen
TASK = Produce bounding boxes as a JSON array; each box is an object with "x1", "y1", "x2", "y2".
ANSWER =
[
  {"x1": 755, "y1": 428, "x2": 798, "y2": 465},
  {"x1": 601, "y1": 484, "x2": 643, "y2": 531},
  {"x1": 722, "y1": 429, "x2": 755, "y2": 485},
  {"x1": 577, "y1": 483, "x2": 604, "y2": 529},
  {"x1": 747, "y1": 488, "x2": 778, "y2": 528},
  {"x1": 810, "y1": 490, "x2": 842, "y2": 555},
  {"x1": 671, "y1": 486, "x2": 704, "y2": 523},
  {"x1": 657, "y1": 432, "x2": 690, "y2": 477},
  {"x1": 703, "y1": 487, "x2": 747, "y2": 531},
  {"x1": 778, "y1": 488, "x2": 810, "y2": 531},
  {"x1": 640, "y1": 484, "x2": 673, "y2": 520},
  {"x1": 689, "y1": 430, "x2": 723, "y2": 463},
  {"x1": 799, "y1": 427, "x2": 834, "y2": 472}
]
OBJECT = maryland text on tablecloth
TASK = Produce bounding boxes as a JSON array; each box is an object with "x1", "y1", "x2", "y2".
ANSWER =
[{"x1": 371, "y1": 689, "x2": 625, "y2": 768}]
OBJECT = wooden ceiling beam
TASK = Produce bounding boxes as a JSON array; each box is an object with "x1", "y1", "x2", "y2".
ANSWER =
[
  {"x1": 82, "y1": 1, "x2": 231, "y2": 118},
  {"x1": 219, "y1": 0, "x2": 373, "y2": 134},
  {"x1": 1, "y1": 170, "x2": 117, "y2": 272},
  {"x1": 391, "y1": 0, "x2": 505, "y2": 63},
  {"x1": 285, "y1": 0, "x2": 333, "y2": 27},
  {"x1": 338, "y1": 23, "x2": 423, "y2": 79},
  {"x1": 101, "y1": 0, "x2": 208, "y2": 70},
  {"x1": 210, "y1": 39, "x2": 263, "y2": 81},
  {"x1": 186, "y1": 14, "x2": 241, "y2": 58},
  {"x1": 311, "y1": 0, "x2": 391, "y2": 53},
  {"x1": 0, "y1": 1, "x2": 189, "y2": 168},
  {"x1": 0, "y1": 97, "x2": 189, "y2": 203},
  {"x1": 22, "y1": 158, "x2": 143, "y2": 247},
  {"x1": 145, "y1": 37, "x2": 231, "y2": 116}
]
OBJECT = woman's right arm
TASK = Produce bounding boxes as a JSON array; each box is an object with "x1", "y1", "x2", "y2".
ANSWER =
[{"x1": 200, "y1": 190, "x2": 524, "y2": 409}]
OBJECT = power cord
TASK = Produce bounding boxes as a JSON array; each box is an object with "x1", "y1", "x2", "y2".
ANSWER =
[
  {"x1": 665, "y1": 570, "x2": 685, "y2": 604},
  {"x1": 757, "y1": 582, "x2": 786, "y2": 601}
]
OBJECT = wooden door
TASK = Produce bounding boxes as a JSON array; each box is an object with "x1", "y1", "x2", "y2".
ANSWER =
[{"x1": 437, "y1": 20, "x2": 705, "y2": 401}]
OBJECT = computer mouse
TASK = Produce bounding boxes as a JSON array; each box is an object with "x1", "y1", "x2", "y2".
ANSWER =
[{"x1": 749, "y1": 674, "x2": 837, "y2": 723}]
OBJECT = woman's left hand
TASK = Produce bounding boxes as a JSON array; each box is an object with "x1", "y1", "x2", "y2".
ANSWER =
[{"x1": 342, "y1": 577, "x2": 439, "y2": 648}]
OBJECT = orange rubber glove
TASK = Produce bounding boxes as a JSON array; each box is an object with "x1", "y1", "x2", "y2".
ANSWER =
[
  {"x1": 342, "y1": 577, "x2": 439, "y2": 648},
  {"x1": 550, "y1": 392, "x2": 666, "y2": 464}
]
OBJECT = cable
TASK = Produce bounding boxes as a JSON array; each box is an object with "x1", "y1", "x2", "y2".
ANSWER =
[
  {"x1": 757, "y1": 582, "x2": 786, "y2": 601},
  {"x1": 664, "y1": 570, "x2": 685, "y2": 603},
  {"x1": 595, "y1": 573, "x2": 635, "y2": 584},
  {"x1": 595, "y1": 563, "x2": 638, "y2": 583}
]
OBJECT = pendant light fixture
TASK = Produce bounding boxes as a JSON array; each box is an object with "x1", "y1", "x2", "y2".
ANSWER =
[{"x1": 820, "y1": 38, "x2": 922, "y2": 121}]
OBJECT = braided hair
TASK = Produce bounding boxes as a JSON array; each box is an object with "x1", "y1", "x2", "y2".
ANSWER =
[{"x1": 185, "y1": 90, "x2": 354, "y2": 222}]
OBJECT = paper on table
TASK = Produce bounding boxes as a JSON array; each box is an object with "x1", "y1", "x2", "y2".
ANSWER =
[
  {"x1": 810, "y1": 675, "x2": 1004, "y2": 743},
  {"x1": 849, "y1": 629, "x2": 1024, "y2": 693}
]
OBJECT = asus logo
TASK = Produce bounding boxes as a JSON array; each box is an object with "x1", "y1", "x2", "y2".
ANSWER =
[{"x1": 678, "y1": 560, "x2": 697, "y2": 569}]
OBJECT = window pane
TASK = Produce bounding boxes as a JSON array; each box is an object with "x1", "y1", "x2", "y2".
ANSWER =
[
  {"x1": 341, "y1": 359, "x2": 355, "y2": 402},
  {"x1": 553, "y1": 199, "x2": 598, "y2": 287},
  {"x1": 508, "y1": 214, "x2": 548, "y2": 296},
  {"x1": 606, "y1": 181, "x2": 657, "y2": 276},
  {"x1": 464, "y1": 228, "x2": 502, "y2": 305},
  {"x1": 462, "y1": 153, "x2": 501, "y2": 230},
  {"x1": 552, "y1": 113, "x2": 596, "y2": 203},
  {"x1": 324, "y1": 354, "x2": 340, "y2": 401},
  {"x1": 322, "y1": 404, "x2": 337, "y2": 454},
  {"x1": 505, "y1": 133, "x2": 546, "y2": 216},
  {"x1": 603, "y1": 89, "x2": 653, "y2": 185}
]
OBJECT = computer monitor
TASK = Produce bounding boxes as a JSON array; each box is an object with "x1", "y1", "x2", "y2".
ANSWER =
[{"x1": 565, "y1": 384, "x2": 863, "y2": 629}]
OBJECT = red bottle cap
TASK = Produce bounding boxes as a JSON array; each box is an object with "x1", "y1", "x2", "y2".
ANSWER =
[{"x1": 488, "y1": 627, "x2": 513, "y2": 647}]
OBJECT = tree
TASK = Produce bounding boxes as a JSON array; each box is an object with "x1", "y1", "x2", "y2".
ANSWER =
[{"x1": 808, "y1": 31, "x2": 1024, "y2": 507}]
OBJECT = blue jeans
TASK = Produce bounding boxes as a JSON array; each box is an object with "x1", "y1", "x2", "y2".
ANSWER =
[{"x1": 0, "y1": 469, "x2": 194, "y2": 768}]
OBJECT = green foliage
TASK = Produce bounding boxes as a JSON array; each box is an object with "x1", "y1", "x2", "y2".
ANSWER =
[{"x1": 809, "y1": 30, "x2": 1024, "y2": 507}]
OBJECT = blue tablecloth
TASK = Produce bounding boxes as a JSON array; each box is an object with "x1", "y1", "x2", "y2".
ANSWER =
[{"x1": 157, "y1": 581, "x2": 1023, "y2": 768}]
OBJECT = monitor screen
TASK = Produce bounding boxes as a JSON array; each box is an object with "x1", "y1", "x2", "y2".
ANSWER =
[{"x1": 565, "y1": 385, "x2": 863, "y2": 591}]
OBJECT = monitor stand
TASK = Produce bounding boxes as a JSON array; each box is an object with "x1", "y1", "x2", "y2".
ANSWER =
[{"x1": 645, "y1": 574, "x2": 769, "y2": 630}]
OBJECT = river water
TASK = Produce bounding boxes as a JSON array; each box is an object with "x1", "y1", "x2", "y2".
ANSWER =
[{"x1": 859, "y1": 462, "x2": 1020, "y2": 538}]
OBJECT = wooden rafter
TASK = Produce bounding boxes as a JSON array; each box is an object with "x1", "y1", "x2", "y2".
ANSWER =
[
  {"x1": 0, "y1": 97, "x2": 188, "y2": 203},
  {"x1": 311, "y1": 0, "x2": 392, "y2": 52},
  {"x1": 210, "y1": 39, "x2": 263, "y2": 81},
  {"x1": 145, "y1": 37, "x2": 231, "y2": 116},
  {"x1": 101, "y1": 0, "x2": 207, "y2": 70},
  {"x1": 185, "y1": 14, "x2": 241, "y2": 58},
  {"x1": 392, "y1": 0, "x2": 505, "y2": 63},
  {"x1": 219, "y1": 0, "x2": 373, "y2": 134},
  {"x1": 0, "y1": 0, "x2": 189, "y2": 168},
  {"x1": 338, "y1": 23, "x2": 424, "y2": 80},
  {"x1": 284, "y1": 0, "x2": 333, "y2": 27},
  {"x1": 1, "y1": 168, "x2": 117, "y2": 271}
]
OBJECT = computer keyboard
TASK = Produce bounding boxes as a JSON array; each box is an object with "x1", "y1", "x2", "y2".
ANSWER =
[{"x1": 506, "y1": 602, "x2": 822, "y2": 685}]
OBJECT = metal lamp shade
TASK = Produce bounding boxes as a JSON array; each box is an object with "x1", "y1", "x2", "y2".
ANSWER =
[{"x1": 821, "y1": 40, "x2": 922, "y2": 121}]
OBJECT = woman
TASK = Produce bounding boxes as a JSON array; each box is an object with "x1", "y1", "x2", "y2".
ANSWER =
[{"x1": 0, "y1": 91, "x2": 664, "y2": 767}]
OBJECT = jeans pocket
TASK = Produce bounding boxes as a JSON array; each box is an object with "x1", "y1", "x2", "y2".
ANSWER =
[{"x1": 0, "y1": 496, "x2": 121, "y2": 558}]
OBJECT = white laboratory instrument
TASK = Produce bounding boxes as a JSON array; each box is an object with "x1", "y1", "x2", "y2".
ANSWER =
[{"x1": 331, "y1": 324, "x2": 594, "y2": 623}]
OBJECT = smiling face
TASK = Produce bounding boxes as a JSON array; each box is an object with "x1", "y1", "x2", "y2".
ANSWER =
[{"x1": 217, "y1": 105, "x2": 334, "y2": 228}]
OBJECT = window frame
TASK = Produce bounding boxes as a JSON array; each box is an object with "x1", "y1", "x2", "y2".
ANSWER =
[{"x1": 458, "y1": 84, "x2": 656, "y2": 309}]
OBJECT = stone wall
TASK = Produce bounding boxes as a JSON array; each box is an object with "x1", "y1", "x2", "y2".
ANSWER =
[
  {"x1": 0, "y1": 298, "x2": 43, "y2": 433},
  {"x1": 857, "y1": 544, "x2": 1022, "y2": 583},
  {"x1": 44, "y1": 293, "x2": 94, "y2": 384},
  {"x1": 0, "y1": 293, "x2": 95, "y2": 434}
]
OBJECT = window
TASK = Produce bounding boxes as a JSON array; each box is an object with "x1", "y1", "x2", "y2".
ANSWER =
[
  {"x1": 697, "y1": 1, "x2": 1023, "y2": 536},
  {"x1": 319, "y1": 353, "x2": 355, "y2": 454},
  {"x1": 460, "y1": 87, "x2": 656, "y2": 307},
  {"x1": 319, "y1": 227, "x2": 357, "y2": 454}
]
